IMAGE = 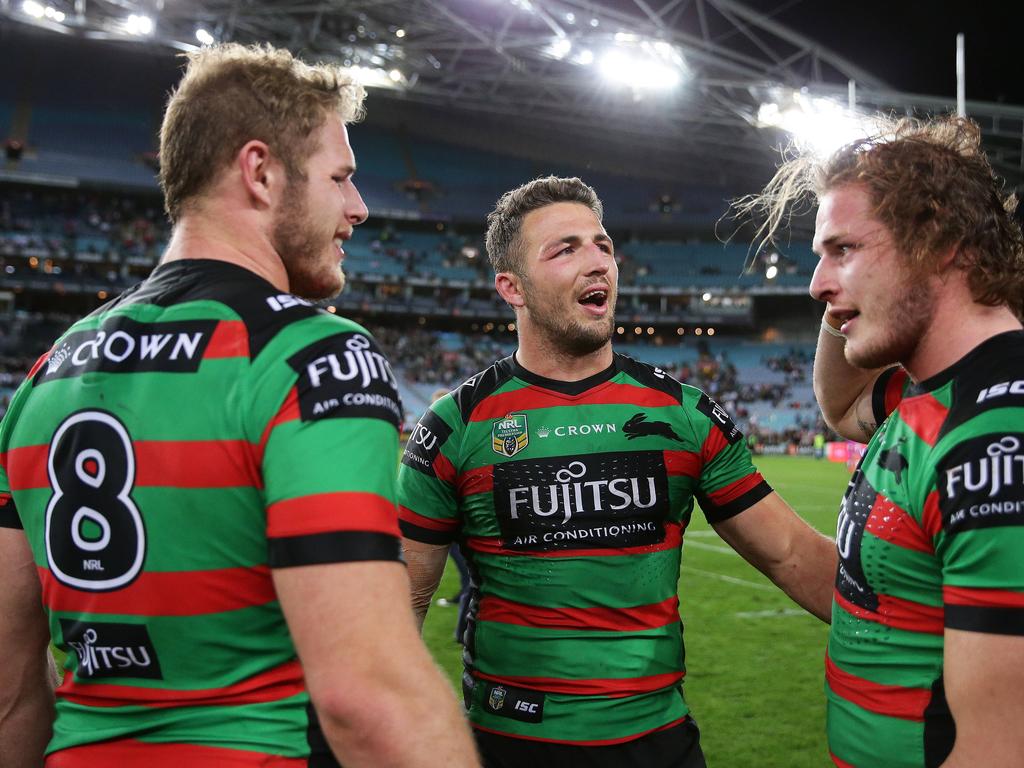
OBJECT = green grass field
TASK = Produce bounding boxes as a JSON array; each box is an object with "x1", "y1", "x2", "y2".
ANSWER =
[{"x1": 421, "y1": 455, "x2": 848, "y2": 767}]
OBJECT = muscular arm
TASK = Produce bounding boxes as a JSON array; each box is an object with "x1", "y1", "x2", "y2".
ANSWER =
[
  {"x1": 940, "y1": 629, "x2": 1024, "y2": 766},
  {"x1": 813, "y1": 309, "x2": 891, "y2": 442},
  {"x1": 0, "y1": 528, "x2": 54, "y2": 767},
  {"x1": 274, "y1": 560, "x2": 478, "y2": 768},
  {"x1": 712, "y1": 491, "x2": 837, "y2": 622},
  {"x1": 402, "y1": 538, "x2": 450, "y2": 632}
]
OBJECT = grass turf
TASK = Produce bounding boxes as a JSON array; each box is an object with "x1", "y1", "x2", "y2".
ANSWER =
[{"x1": 421, "y1": 454, "x2": 848, "y2": 766}]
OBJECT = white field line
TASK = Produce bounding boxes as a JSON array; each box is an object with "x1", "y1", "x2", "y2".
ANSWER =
[
  {"x1": 684, "y1": 540, "x2": 738, "y2": 555},
  {"x1": 732, "y1": 608, "x2": 810, "y2": 619},
  {"x1": 680, "y1": 565, "x2": 776, "y2": 592}
]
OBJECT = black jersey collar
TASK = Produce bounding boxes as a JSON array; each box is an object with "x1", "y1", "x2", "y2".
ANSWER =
[
  {"x1": 509, "y1": 353, "x2": 619, "y2": 396},
  {"x1": 908, "y1": 329, "x2": 1024, "y2": 396}
]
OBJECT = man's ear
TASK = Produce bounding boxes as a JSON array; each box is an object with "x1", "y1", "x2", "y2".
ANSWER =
[
  {"x1": 237, "y1": 140, "x2": 281, "y2": 209},
  {"x1": 495, "y1": 271, "x2": 526, "y2": 309}
]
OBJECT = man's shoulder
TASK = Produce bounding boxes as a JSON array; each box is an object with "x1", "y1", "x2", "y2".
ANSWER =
[
  {"x1": 447, "y1": 356, "x2": 518, "y2": 424},
  {"x1": 613, "y1": 352, "x2": 684, "y2": 404}
]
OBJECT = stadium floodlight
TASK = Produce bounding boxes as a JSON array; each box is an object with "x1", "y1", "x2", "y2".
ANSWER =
[
  {"x1": 597, "y1": 36, "x2": 687, "y2": 91},
  {"x1": 765, "y1": 265, "x2": 779, "y2": 280},
  {"x1": 22, "y1": 1, "x2": 45, "y2": 18},
  {"x1": 575, "y1": 49, "x2": 594, "y2": 66},
  {"x1": 546, "y1": 37, "x2": 572, "y2": 61},
  {"x1": 757, "y1": 90, "x2": 882, "y2": 156},
  {"x1": 125, "y1": 13, "x2": 154, "y2": 36},
  {"x1": 395, "y1": 28, "x2": 406, "y2": 38},
  {"x1": 195, "y1": 28, "x2": 214, "y2": 46},
  {"x1": 348, "y1": 65, "x2": 406, "y2": 90}
]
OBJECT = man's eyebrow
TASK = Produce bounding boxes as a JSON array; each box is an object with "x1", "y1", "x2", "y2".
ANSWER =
[{"x1": 334, "y1": 163, "x2": 356, "y2": 176}]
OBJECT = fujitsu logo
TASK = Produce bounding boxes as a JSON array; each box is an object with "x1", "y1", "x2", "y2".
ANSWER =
[
  {"x1": 408, "y1": 424, "x2": 438, "y2": 451},
  {"x1": 62, "y1": 621, "x2": 163, "y2": 680},
  {"x1": 945, "y1": 436, "x2": 1024, "y2": 499},
  {"x1": 306, "y1": 334, "x2": 397, "y2": 390},
  {"x1": 507, "y1": 460, "x2": 658, "y2": 525}
]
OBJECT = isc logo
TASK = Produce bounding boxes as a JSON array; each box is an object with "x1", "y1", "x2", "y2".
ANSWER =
[{"x1": 514, "y1": 700, "x2": 538, "y2": 713}]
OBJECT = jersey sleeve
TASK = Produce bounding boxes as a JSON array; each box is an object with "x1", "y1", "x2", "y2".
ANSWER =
[
  {"x1": 397, "y1": 396, "x2": 462, "y2": 545},
  {"x1": 871, "y1": 366, "x2": 911, "y2": 425},
  {"x1": 257, "y1": 326, "x2": 404, "y2": 568},
  {"x1": 0, "y1": 467, "x2": 19, "y2": 529},
  {"x1": 932, "y1": 427, "x2": 1024, "y2": 635},
  {"x1": 691, "y1": 392, "x2": 772, "y2": 524}
]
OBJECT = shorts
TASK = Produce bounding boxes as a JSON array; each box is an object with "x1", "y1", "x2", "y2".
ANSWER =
[{"x1": 474, "y1": 717, "x2": 706, "y2": 768}]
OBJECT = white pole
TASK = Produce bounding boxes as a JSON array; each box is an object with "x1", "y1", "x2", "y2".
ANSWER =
[
  {"x1": 956, "y1": 33, "x2": 966, "y2": 117},
  {"x1": 848, "y1": 79, "x2": 856, "y2": 111}
]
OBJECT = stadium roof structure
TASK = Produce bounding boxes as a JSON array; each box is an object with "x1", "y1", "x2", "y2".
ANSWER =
[{"x1": 3, "y1": 0, "x2": 1024, "y2": 195}]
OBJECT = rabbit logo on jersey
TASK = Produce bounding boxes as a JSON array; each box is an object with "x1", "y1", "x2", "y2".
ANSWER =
[
  {"x1": 289, "y1": 332, "x2": 402, "y2": 429},
  {"x1": 493, "y1": 450, "x2": 669, "y2": 551}
]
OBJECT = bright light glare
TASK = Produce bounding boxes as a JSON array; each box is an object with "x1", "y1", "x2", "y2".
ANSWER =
[
  {"x1": 576, "y1": 49, "x2": 594, "y2": 65},
  {"x1": 348, "y1": 66, "x2": 404, "y2": 89},
  {"x1": 395, "y1": 28, "x2": 406, "y2": 38},
  {"x1": 757, "y1": 92, "x2": 882, "y2": 156},
  {"x1": 702, "y1": 292, "x2": 712, "y2": 302},
  {"x1": 599, "y1": 50, "x2": 680, "y2": 90},
  {"x1": 765, "y1": 265, "x2": 779, "y2": 280},
  {"x1": 195, "y1": 28, "x2": 214, "y2": 45},
  {"x1": 22, "y1": 1, "x2": 44, "y2": 18},
  {"x1": 125, "y1": 14, "x2": 154, "y2": 35},
  {"x1": 388, "y1": 69, "x2": 403, "y2": 82},
  {"x1": 548, "y1": 37, "x2": 572, "y2": 60}
]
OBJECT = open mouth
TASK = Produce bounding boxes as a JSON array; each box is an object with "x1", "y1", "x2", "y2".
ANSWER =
[
  {"x1": 578, "y1": 287, "x2": 608, "y2": 310},
  {"x1": 831, "y1": 309, "x2": 860, "y2": 333}
]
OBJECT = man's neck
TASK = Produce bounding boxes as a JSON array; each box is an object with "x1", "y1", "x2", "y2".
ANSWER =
[
  {"x1": 160, "y1": 209, "x2": 289, "y2": 292},
  {"x1": 513, "y1": 331, "x2": 614, "y2": 382},
  {"x1": 905, "y1": 282, "x2": 1022, "y2": 382}
]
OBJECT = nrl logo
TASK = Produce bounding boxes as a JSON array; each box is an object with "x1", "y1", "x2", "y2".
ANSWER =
[
  {"x1": 45, "y1": 343, "x2": 72, "y2": 376},
  {"x1": 488, "y1": 685, "x2": 507, "y2": 711},
  {"x1": 492, "y1": 414, "x2": 529, "y2": 457}
]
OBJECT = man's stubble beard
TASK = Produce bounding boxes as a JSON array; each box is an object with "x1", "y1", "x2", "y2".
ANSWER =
[
  {"x1": 271, "y1": 180, "x2": 345, "y2": 300},
  {"x1": 845, "y1": 275, "x2": 933, "y2": 370},
  {"x1": 521, "y1": 276, "x2": 615, "y2": 357}
]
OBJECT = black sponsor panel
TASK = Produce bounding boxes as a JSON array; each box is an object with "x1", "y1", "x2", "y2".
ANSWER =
[
  {"x1": 401, "y1": 408, "x2": 454, "y2": 477},
  {"x1": 287, "y1": 332, "x2": 402, "y2": 429},
  {"x1": 481, "y1": 681, "x2": 545, "y2": 724},
  {"x1": 60, "y1": 619, "x2": 162, "y2": 680},
  {"x1": 33, "y1": 317, "x2": 218, "y2": 384},
  {"x1": 938, "y1": 433, "x2": 1024, "y2": 534},
  {"x1": 835, "y1": 468, "x2": 880, "y2": 612},
  {"x1": 695, "y1": 393, "x2": 742, "y2": 444},
  {"x1": 493, "y1": 451, "x2": 669, "y2": 552}
]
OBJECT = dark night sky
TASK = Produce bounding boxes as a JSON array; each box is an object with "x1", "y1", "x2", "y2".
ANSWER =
[{"x1": 741, "y1": 1, "x2": 1024, "y2": 106}]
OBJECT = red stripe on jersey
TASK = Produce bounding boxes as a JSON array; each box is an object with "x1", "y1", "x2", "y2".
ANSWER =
[
  {"x1": 471, "y1": 716, "x2": 689, "y2": 747},
  {"x1": 399, "y1": 506, "x2": 459, "y2": 532},
  {"x1": 825, "y1": 654, "x2": 930, "y2": 721},
  {"x1": 135, "y1": 440, "x2": 261, "y2": 489},
  {"x1": 830, "y1": 751, "x2": 856, "y2": 768},
  {"x1": 833, "y1": 589, "x2": 944, "y2": 634},
  {"x1": 474, "y1": 669, "x2": 684, "y2": 698},
  {"x1": 4, "y1": 444, "x2": 49, "y2": 490},
  {"x1": 944, "y1": 585, "x2": 1024, "y2": 609},
  {"x1": 865, "y1": 495, "x2": 934, "y2": 554},
  {"x1": 664, "y1": 450, "x2": 701, "y2": 478},
  {"x1": 466, "y1": 520, "x2": 683, "y2": 558},
  {"x1": 700, "y1": 424, "x2": 728, "y2": 463},
  {"x1": 57, "y1": 660, "x2": 304, "y2": 709},
  {"x1": 458, "y1": 464, "x2": 494, "y2": 496},
  {"x1": 46, "y1": 739, "x2": 306, "y2": 767},
  {"x1": 469, "y1": 383, "x2": 677, "y2": 422},
  {"x1": 28, "y1": 349, "x2": 50, "y2": 379},
  {"x1": 268, "y1": 388, "x2": 301, "y2": 431},
  {"x1": 703, "y1": 472, "x2": 766, "y2": 507},
  {"x1": 39, "y1": 565, "x2": 275, "y2": 616},
  {"x1": 884, "y1": 369, "x2": 911, "y2": 416},
  {"x1": 267, "y1": 492, "x2": 399, "y2": 538},
  {"x1": 898, "y1": 394, "x2": 949, "y2": 448},
  {"x1": 434, "y1": 452, "x2": 457, "y2": 485},
  {"x1": 478, "y1": 594, "x2": 680, "y2": 631},
  {"x1": 203, "y1": 320, "x2": 249, "y2": 359},
  {"x1": 921, "y1": 491, "x2": 943, "y2": 537},
  {"x1": 5, "y1": 441, "x2": 260, "y2": 490}
]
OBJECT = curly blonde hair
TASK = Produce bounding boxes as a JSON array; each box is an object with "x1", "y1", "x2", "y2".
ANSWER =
[{"x1": 734, "y1": 115, "x2": 1024, "y2": 317}]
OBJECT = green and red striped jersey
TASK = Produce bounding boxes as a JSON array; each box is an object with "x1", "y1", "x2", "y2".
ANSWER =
[
  {"x1": 0, "y1": 259, "x2": 404, "y2": 766},
  {"x1": 826, "y1": 331, "x2": 1024, "y2": 767},
  {"x1": 397, "y1": 354, "x2": 771, "y2": 745}
]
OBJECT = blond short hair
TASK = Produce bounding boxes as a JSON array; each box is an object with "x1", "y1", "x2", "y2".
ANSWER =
[{"x1": 159, "y1": 42, "x2": 366, "y2": 222}]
